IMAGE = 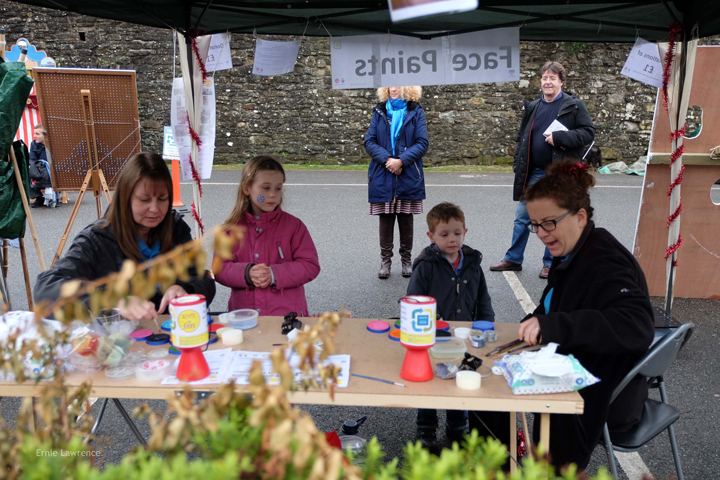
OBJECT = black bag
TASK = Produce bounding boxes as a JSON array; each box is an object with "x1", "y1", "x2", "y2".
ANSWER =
[{"x1": 28, "y1": 159, "x2": 52, "y2": 188}]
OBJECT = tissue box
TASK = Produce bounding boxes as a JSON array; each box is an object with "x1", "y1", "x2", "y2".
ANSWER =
[{"x1": 495, "y1": 343, "x2": 599, "y2": 395}]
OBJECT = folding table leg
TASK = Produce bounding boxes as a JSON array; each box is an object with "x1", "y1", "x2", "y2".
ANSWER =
[
  {"x1": 111, "y1": 398, "x2": 147, "y2": 447},
  {"x1": 539, "y1": 413, "x2": 550, "y2": 454},
  {"x1": 90, "y1": 398, "x2": 109, "y2": 436}
]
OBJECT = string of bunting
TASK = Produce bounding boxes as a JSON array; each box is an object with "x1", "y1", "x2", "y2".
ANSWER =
[{"x1": 661, "y1": 22, "x2": 684, "y2": 264}]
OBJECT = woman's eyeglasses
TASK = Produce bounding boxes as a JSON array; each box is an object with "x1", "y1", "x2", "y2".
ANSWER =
[{"x1": 526, "y1": 211, "x2": 572, "y2": 233}]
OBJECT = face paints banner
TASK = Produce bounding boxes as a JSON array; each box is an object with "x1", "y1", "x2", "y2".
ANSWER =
[{"x1": 330, "y1": 27, "x2": 519, "y2": 89}]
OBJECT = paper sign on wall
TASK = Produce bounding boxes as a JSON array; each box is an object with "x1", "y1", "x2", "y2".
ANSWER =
[
  {"x1": 330, "y1": 27, "x2": 519, "y2": 89},
  {"x1": 205, "y1": 33, "x2": 233, "y2": 72},
  {"x1": 162, "y1": 126, "x2": 179, "y2": 161},
  {"x1": 388, "y1": 0, "x2": 478, "y2": 23},
  {"x1": 170, "y1": 77, "x2": 216, "y2": 180},
  {"x1": 252, "y1": 38, "x2": 302, "y2": 76},
  {"x1": 621, "y1": 37, "x2": 663, "y2": 88}
]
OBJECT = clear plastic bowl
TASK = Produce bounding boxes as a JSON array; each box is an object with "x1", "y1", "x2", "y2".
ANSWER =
[
  {"x1": 219, "y1": 309, "x2": 259, "y2": 330},
  {"x1": 430, "y1": 338, "x2": 467, "y2": 359}
]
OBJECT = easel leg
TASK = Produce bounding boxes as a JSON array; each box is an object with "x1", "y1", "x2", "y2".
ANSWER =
[
  {"x1": 61, "y1": 191, "x2": 68, "y2": 204},
  {"x1": 2, "y1": 239, "x2": 8, "y2": 278},
  {"x1": 19, "y1": 239, "x2": 33, "y2": 310},
  {"x1": 521, "y1": 412, "x2": 531, "y2": 448},
  {"x1": 9, "y1": 149, "x2": 46, "y2": 271},
  {"x1": 52, "y1": 171, "x2": 92, "y2": 267},
  {"x1": 97, "y1": 169, "x2": 112, "y2": 205},
  {"x1": 510, "y1": 411, "x2": 517, "y2": 473},
  {"x1": 0, "y1": 246, "x2": 11, "y2": 309}
]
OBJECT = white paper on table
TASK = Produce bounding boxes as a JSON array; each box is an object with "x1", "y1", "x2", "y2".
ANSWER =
[
  {"x1": 543, "y1": 119, "x2": 569, "y2": 136},
  {"x1": 161, "y1": 348, "x2": 233, "y2": 385},
  {"x1": 205, "y1": 33, "x2": 232, "y2": 72},
  {"x1": 621, "y1": 37, "x2": 664, "y2": 88},
  {"x1": 170, "y1": 77, "x2": 216, "y2": 180},
  {"x1": 222, "y1": 350, "x2": 351, "y2": 388},
  {"x1": 252, "y1": 38, "x2": 301, "y2": 76}
]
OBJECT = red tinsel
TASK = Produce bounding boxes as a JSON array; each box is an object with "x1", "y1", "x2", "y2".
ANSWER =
[
  {"x1": 667, "y1": 164, "x2": 686, "y2": 197},
  {"x1": 670, "y1": 123, "x2": 687, "y2": 141},
  {"x1": 191, "y1": 201, "x2": 205, "y2": 236},
  {"x1": 189, "y1": 34, "x2": 208, "y2": 83},
  {"x1": 188, "y1": 156, "x2": 203, "y2": 198},
  {"x1": 668, "y1": 144, "x2": 685, "y2": 165},
  {"x1": 517, "y1": 429, "x2": 527, "y2": 459},
  {"x1": 661, "y1": 22, "x2": 683, "y2": 113},
  {"x1": 665, "y1": 234, "x2": 683, "y2": 260},
  {"x1": 186, "y1": 112, "x2": 203, "y2": 149},
  {"x1": 667, "y1": 203, "x2": 683, "y2": 229}
]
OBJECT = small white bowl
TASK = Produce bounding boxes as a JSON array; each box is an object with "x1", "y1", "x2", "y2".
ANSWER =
[
  {"x1": 456, "y1": 370, "x2": 482, "y2": 390},
  {"x1": 454, "y1": 327, "x2": 471, "y2": 339}
]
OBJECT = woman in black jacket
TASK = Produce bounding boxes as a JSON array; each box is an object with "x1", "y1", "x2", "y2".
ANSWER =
[
  {"x1": 34, "y1": 152, "x2": 215, "y2": 321},
  {"x1": 518, "y1": 160, "x2": 654, "y2": 470}
]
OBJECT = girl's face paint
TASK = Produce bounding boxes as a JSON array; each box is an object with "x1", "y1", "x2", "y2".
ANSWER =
[{"x1": 244, "y1": 170, "x2": 284, "y2": 215}]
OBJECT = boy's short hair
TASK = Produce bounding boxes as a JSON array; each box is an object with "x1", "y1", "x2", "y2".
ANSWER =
[{"x1": 426, "y1": 202, "x2": 466, "y2": 233}]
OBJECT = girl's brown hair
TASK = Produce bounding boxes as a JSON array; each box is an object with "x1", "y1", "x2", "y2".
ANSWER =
[
  {"x1": 524, "y1": 160, "x2": 596, "y2": 221},
  {"x1": 101, "y1": 152, "x2": 174, "y2": 261},
  {"x1": 221, "y1": 155, "x2": 285, "y2": 230}
]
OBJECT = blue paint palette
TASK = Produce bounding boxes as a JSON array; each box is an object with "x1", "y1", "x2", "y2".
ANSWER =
[
  {"x1": 161, "y1": 320, "x2": 172, "y2": 332},
  {"x1": 472, "y1": 320, "x2": 495, "y2": 332}
]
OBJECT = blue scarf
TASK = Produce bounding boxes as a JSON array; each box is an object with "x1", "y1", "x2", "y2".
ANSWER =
[
  {"x1": 386, "y1": 98, "x2": 407, "y2": 156},
  {"x1": 138, "y1": 239, "x2": 160, "y2": 260}
]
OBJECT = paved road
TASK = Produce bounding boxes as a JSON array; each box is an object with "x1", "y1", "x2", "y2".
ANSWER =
[{"x1": 2, "y1": 171, "x2": 717, "y2": 478}]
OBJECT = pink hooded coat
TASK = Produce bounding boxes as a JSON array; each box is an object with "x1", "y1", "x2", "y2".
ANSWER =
[{"x1": 216, "y1": 208, "x2": 320, "y2": 316}]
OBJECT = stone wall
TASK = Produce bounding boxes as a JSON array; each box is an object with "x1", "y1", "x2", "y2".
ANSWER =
[{"x1": 2, "y1": 1, "x2": 715, "y2": 166}]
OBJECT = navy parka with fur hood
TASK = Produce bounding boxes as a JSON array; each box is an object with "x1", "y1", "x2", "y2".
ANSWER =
[
  {"x1": 364, "y1": 86, "x2": 429, "y2": 203},
  {"x1": 407, "y1": 244, "x2": 495, "y2": 321}
]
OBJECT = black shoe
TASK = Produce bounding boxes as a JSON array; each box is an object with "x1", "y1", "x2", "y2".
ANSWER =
[
  {"x1": 31, "y1": 199, "x2": 44, "y2": 208},
  {"x1": 446, "y1": 429, "x2": 467, "y2": 447},
  {"x1": 416, "y1": 430, "x2": 441, "y2": 455}
]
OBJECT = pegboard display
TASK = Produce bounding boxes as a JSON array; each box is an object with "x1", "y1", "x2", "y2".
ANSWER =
[{"x1": 33, "y1": 68, "x2": 141, "y2": 191}]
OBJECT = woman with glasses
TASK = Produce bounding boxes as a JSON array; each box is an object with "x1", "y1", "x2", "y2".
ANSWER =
[{"x1": 516, "y1": 160, "x2": 654, "y2": 471}]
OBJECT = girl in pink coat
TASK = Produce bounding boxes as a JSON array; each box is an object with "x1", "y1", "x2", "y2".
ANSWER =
[{"x1": 216, "y1": 156, "x2": 320, "y2": 316}]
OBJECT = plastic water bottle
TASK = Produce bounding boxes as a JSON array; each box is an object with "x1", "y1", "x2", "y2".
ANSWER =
[{"x1": 338, "y1": 416, "x2": 367, "y2": 463}]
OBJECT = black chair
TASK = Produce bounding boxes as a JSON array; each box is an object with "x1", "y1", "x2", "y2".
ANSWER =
[{"x1": 603, "y1": 322, "x2": 694, "y2": 480}]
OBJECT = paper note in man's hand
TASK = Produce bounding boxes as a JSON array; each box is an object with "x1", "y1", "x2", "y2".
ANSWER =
[{"x1": 543, "y1": 119, "x2": 569, "y2": 136}]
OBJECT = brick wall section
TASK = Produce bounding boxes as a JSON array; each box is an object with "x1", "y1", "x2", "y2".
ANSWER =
[{"x1": 2, "y1": 1, "x2": 717, "y2": 166}]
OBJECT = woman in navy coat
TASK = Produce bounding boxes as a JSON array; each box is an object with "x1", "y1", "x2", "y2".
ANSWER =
[{"x1": 364, "y1": 86, "x2": 429, "y2": 279}]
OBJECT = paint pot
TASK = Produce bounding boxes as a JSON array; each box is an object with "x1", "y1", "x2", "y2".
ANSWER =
[
  {"x1": 222, "y1": 329, "x2": 244, "y2": 346},
  {"x1": 146, "y1": 333, "x2": 170, "y2": 346},
  {"x1": 456, "y1": 370, "x2": 482, "y2": 390},
  {"x1": 471, "y1": 320, "x2": 495, "y2": 332},
  {"x1": 388, "y1": 329, "x2": 401, "y2": 342},
  {"x1": 435, "y1": 330, "x2": 452, "y2": 342},
  {"x1": 367, "y1": 320, "x2": 390, "y2": 334},
  {"x1": 136, "y1": 359, "x2": 174, "y2": 382},
  {"x1": 485, "y1": 330, "x2": 498, "y2": 343},
  {"x1": 454, "y1": 327, "x2": 471, "y2": 339},
  {"x1": 161, "y1": 320, "x2": 172, "y2": 332},
  {"x1": 216, "y1": 327, "x2": 229, "y2": 338},
  {"x1": 470, "y1": 334, "x2": 485, "y2": 348},
  {"x1": 130, "y1": 329, "x2": 153, "y2": 341},
  {"x1": 436, "y1": 320, "x2": 450, "y2": 331}
]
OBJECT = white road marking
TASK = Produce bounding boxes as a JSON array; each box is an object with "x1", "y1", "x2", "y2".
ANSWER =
[
  {"x1": 501, "y1": 272, "x2": 653, "y2": 479},
  {"x1": 502, "y1": 271, "x2": 536, "y2": 315},
  {"x1": 185, "y1": 182, "x2": 640, "y2": 188},
  {"x1": 615, "y1": 452, "x2": 653, "y2": 479}
]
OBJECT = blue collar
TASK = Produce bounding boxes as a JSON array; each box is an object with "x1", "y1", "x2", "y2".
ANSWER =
[
  {"x1": 138, "y1": 238, "x2": 160, "y2": 260},
  {"x1": 542, "y1": 91, "x2": 563, "y2": 103}
]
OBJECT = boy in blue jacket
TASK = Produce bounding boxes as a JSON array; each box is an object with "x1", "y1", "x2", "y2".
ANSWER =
[{"x1": 407, "y1": 202, "x2": 506, "y2": 452}]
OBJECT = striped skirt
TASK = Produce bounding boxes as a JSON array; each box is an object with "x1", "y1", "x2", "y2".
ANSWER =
[{"x1": 369, "y1": 199, "x2": 424, "y2": 216}]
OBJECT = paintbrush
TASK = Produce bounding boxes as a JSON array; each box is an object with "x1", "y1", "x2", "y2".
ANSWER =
[
  {"x1": 506, "y1": 344, "x2": 541, "y2": 355},
  {"x1": 485, "y1": 339, "x2": 524, "y2": 357},
  {"x1": 351, "y1": 373, "x2": 405, "y2": 387}
]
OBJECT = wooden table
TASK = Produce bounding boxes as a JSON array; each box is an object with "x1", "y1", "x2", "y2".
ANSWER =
[{"x1": 2, "y1": 317, "x2": 583, "y2": 468}]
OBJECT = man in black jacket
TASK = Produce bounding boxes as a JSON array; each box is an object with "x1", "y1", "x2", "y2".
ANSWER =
[{"x1": 490, "y1": 62, "x2": 595, "y2": 279}]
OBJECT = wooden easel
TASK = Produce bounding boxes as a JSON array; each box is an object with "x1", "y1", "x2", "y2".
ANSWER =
[{"x1": 52, "y1": 89, "x2": 111, "y2": 267}]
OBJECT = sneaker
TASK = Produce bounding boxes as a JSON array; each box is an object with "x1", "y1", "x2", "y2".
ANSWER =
[
  {"x1": 416, "y1": 430, "x2": 441, "y2": 455},
  {"x1": 31, "y1": 198, "x2": 44, "y2": 208},
  {"x1": 446, "y1": 429, "x2": 467, "y2": 447},
  {"x1": 539, "y1": 265, "x2": 550, "y2": 279}
]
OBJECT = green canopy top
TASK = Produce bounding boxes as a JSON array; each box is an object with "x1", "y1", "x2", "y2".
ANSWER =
[{"x1": 7, "y1": 1, "x2": 719, "y2": 42}]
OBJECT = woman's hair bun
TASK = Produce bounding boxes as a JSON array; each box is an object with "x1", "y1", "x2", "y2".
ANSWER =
[{"x1": 546, "y1": 160, "x2": 596, "y2": 190}]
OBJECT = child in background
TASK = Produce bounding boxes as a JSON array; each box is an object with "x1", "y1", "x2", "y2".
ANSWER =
[
  {"x1": 407, "y1": 202, "x2": 507, "y2": 452},
  {"x1": 215, "y1": 156, "x2": 320, "y2": 316}
]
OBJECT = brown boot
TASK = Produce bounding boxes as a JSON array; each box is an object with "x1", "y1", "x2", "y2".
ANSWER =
[
  {"x1": 378, "y1": 214, "x2": 395, "y2": 279},
  {"x1": 397, "y1": 213, "x2": 414, "y2": 277},
  {"x1": 490, "y1": 259, "x2": 522, "y2": 272}
]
